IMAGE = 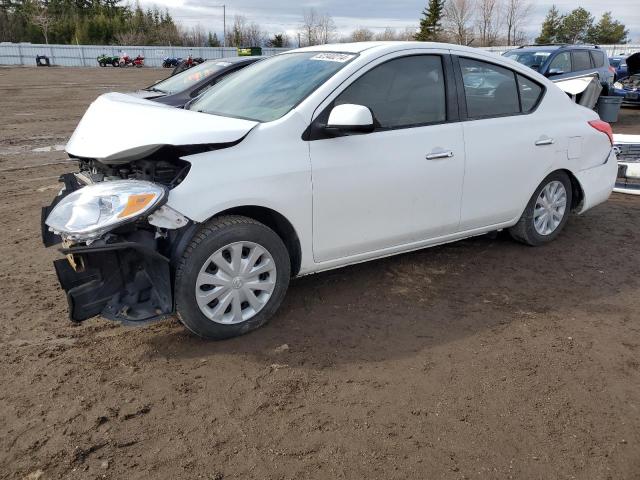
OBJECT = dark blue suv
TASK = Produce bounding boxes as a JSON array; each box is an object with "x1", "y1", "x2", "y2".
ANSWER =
[{"x1": 504, "y1": 45, "x2": 615, "y2": 94}]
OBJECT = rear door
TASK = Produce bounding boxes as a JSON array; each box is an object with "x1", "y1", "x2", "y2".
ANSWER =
[{"x1": 455, "y1": 55, "x2": 551, "y2": 230}]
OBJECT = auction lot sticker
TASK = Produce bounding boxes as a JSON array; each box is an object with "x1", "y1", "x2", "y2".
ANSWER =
[{"x1": 310, "y1": 53, "x2": 355, "y2": 62}]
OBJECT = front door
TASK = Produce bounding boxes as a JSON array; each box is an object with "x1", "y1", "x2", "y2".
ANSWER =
[{"x1": 309, "y1": 54, "x2": 465, "y2": 263}]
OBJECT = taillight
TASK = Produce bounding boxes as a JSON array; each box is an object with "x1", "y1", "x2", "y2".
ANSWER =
[
  {"x1": 588, "y1": 120, "x2": 613, "y2": 146},
  {"x1": 609, "y1": 66, "x2": 616, "y2": 74}
]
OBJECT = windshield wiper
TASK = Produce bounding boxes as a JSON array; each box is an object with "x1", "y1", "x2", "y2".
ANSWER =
[{"x1": 146, "y1": 87, "x2": 166, "y2": 93}]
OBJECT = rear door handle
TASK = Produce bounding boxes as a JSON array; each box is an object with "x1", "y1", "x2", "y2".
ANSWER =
[
  {"x1": 535, "y1": 137, "x2": 555, "y2": 146},
  {"x1": 426, "y1": 150, "x2": 454, "y2": 160}
]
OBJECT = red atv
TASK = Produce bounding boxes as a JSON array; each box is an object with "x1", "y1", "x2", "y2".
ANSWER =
[{"x1": 119, "y1": 54, "x2": 144, "y2": 68}]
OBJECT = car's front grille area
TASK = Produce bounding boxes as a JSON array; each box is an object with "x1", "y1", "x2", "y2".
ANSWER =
[{"x1": 614, "y1": 143, "x2": 640, "y2": 163}]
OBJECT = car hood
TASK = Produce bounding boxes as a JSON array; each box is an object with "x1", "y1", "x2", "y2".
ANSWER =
[
  {"x1": 627, "y1": 52, "x2": 640, "y2": 76},
  {"x1": 65, "y1": 93, "x2": 258, "y2": 162}
]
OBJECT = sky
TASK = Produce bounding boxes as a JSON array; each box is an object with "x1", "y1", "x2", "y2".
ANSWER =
[{"x1": 140, "y1": 0, "x2": 640, "y2": 43}]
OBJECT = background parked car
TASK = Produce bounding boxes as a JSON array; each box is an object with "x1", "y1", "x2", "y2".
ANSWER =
[
  {"x1": 504, "y1": 44, "x2": 615, "y2": 94},
  {"x1": 127, "y1": 56, "x2": 263, "y2": 107},
  {"x1": 609, "y1": 56, "x2": 628, "y2": 80},
  {"x1": 612, "y1": 52, "x2": 640, "y2": 106}
]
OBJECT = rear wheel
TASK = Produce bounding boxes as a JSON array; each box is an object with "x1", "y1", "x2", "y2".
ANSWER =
[
  {"x1": 111, "y1": 59, "x2": 119, "y2": 67},
  {"x1": 509, "y1": 171, "x2": 572, "y2": 246},
  {"x1": 175, "y1": 216, "x2": 291, "y2": 340}
]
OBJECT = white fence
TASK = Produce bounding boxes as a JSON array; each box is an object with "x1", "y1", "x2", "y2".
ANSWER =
[
  {"x1": 0, "y1": 42, "x2": 638, "y2": 67},
  {"x1": 0, "y1": 43, "x2": 291, "y2": 67}
]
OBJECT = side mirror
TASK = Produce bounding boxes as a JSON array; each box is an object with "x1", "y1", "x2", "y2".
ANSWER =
[
  {"x1": 547, "y1": 68, "x2": 565, "y2": 77},
  {"x1": 326, "y1": 104, "x2": 374, "y2": 134}
]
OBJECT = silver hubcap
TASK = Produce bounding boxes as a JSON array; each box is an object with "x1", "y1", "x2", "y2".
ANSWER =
[
  {"x1": 195, "y1": 241, "x2": 277, "y2": 324},
  {"x1": 533, "y1": 180, "x2": 567, "y2": 236}
]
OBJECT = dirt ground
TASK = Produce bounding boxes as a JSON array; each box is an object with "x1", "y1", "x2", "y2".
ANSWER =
[{"x1": 1, "y1": 66, "x2": 639, "y2": 480}]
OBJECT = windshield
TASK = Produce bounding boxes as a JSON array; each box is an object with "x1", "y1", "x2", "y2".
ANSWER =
[
  {"x1": 189, "y1": 52, "x2": 356, "y2": 122},
  {"x1": 504, "y1": 50, "x2": 552, "y2": 71},
  {"x1": 149, "y1": 61, "x2": 234, "y2": 94}
]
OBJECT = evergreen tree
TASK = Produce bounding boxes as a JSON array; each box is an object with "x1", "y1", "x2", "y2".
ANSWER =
[
  {"x1": 208, "y1": 31, "x2": 220, "y2": 47},
  {"x1": 557, "y1": 7, "x2": 594, "y2": 44},
  {"x1": 586, "y1": 12, "x2": 628, "y2": 44},
  {"x1": 268, "y1": 33, "x2": 286, "y2": 47},
  {"x1": 535, "y1": 5, "x2": 563, "y2": 44},
  {"x1": 415, "y1": 0, "x2": 445, "y2": 41}
]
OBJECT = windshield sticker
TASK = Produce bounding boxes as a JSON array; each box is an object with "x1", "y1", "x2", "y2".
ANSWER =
[
  {"x1": 215, "y1": 61, "x2": 232, "y2": 67},
  {"x1": 310, "y1": 53, "x2": 355, "y2": 63}
]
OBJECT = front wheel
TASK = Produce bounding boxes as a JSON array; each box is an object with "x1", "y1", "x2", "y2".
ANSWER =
[
  {"x1": 175, "y1": 216, "x2": 291, "y2": 340},
  {"x1": 509, "y1": 171, "x2": 572, "y2": 246}
]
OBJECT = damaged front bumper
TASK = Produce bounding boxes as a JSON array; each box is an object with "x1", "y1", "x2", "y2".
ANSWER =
[
  {"x1": 42, "y1": 173, "x2": 190, "y2": 324},
  {"x1": 53, "y1": 240, "x2": 173, "y2": 324}
]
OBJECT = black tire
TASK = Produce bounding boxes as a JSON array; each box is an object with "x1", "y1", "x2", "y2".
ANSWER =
[
  {"x1": 99, "y1": 61, "x2": 106, "y2": 67},
  {"x1": 111, "y1": 59, "x2": 119, "y2": 67},
  {"x1": 175, "y1": 215, "x2": 291, "y2": 340},
  {"x1": 509, "y1": 171, "x2": 573, "y2": 246}
]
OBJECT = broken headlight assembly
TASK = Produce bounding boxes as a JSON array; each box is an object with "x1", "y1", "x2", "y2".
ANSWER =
[{"x1": 45, "y1": 180, "x2": 167, "y2": 241}]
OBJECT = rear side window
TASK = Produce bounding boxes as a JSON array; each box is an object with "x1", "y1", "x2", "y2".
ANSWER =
[
  {"x1": 549, "y1": 52, "x2": 571, "y2": 73},
  {"x1": 517, "y1": 74, "x2": 543, "y2": 112},
  {"x1": 590, "y1": 50, "x2": 605, "y2": 68},
  {"x1": 336, "y1": 55, "x2": 446, "y2": 129},
  {"x1": 572, "y1": 51, "x2": 592, "y2": 71},
  {"x1": 459, "y1": 58, "x2": 520, "y2": 118}
]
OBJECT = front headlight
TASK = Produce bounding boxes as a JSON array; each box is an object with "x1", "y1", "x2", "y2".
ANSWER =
[
  {"x1": 614, "y1": 82, "x2": 623, "y2": 89},
  {"x1": 46, "y1": 180, "x2": 166, "y2": 241}
]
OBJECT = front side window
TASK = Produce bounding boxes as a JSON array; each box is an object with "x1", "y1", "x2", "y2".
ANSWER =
[
  {"x1": 190, "y1": 52, "x2": 356, "y2": 122},
  {"x1": 572, "y1": 51, "x2": 592, "y2": 71},
  {"x1": 460, "y1": 57, "x2": 520, "y2": 118},
  {"x1": 548, "y1": 52, "x2": 571, "y2": 73},
  {"x1": 334, "y1": 55, "x2": 446, "y2": 129}
]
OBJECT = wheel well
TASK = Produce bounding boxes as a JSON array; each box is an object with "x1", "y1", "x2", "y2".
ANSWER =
[
  {"x1": 216, "y1": 206, "x2": 302, "y2": 276},
  {"x1": 559, "y1": 169, "x2": 585, "y2": 211}
]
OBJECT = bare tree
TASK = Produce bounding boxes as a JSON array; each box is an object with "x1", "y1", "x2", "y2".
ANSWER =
[
  {"x1": 180, "y1": 25, "x2": 208, "y2": 47},
  {"x1": 503, "y1": 0, "x2": 531, "y2": 46},
  {"x1": 30, "y1": 5, "x2": 53, "y2": 44},
  {"x1": 398, "y1": 26, "x2": 420, "y2": 40},
  {"x1": 245, "y1": 22, "x2": 267, "y2": 46},
  {"x1": 349, "y1": 27, "x2": 374, "y2": 42},
  {"x1": 476, "y1": 0, "x2": 501, "y2": 46},
  {"x1": 374, "y1": 28, "x2": 398, "y2": 41},
  {"x1": 114, "y1": 31, "x2": 146, "y2": 46},
  {"x1": 317, "y1": 12, "x2": 336, "y2": 44},
  {"x1": 300, "y1": 8, "x2": 335, "y2": 46},
  {"x1": 444, "y1": 0, "x2": 476, "y2": 45}
]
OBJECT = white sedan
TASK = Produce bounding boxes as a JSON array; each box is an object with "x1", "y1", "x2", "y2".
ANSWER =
[{"x1": 44, "y1": 42, "x2": 617, "y2": 339}]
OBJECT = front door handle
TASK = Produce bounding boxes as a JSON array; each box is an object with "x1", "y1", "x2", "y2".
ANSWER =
[
  {"x1": 426, "y1": 150, "x2": 454, "y2": 160},
  {"x1": 535, "y1": 137, "x2": 555, "y2": 146}
]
